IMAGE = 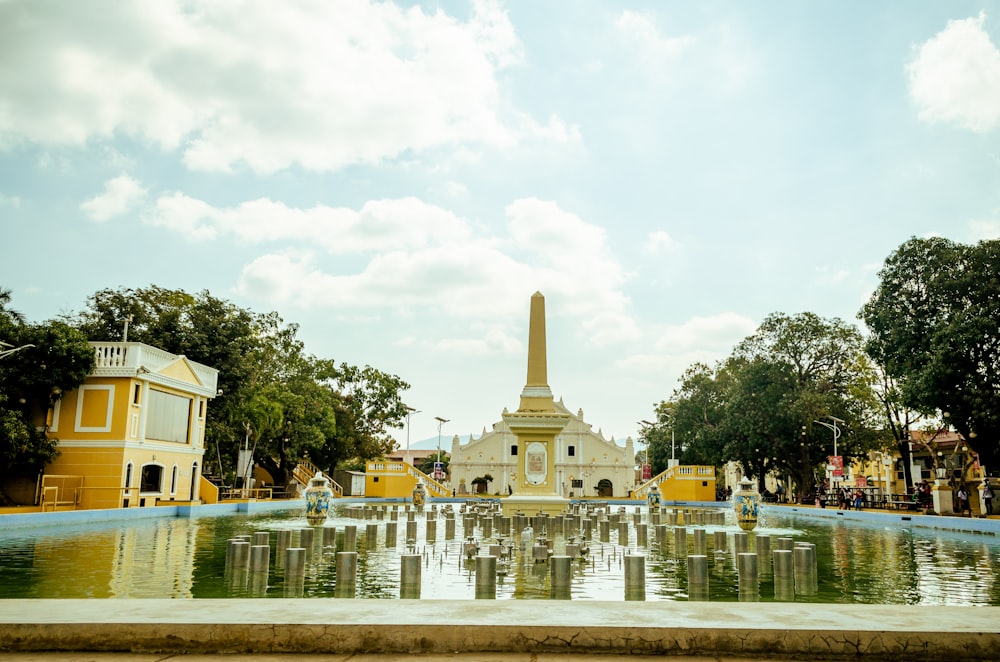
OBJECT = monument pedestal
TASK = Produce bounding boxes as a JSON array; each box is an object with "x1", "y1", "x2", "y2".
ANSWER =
[
  {"x1": 501, "y1": 495, "x2": 569, "y2": 517},
  {"x1": 932, "y1": 479, "x2": 954, "y2": 515}
]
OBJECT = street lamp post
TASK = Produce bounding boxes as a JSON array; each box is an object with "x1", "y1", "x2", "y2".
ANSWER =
[
  {"x1": 0, "y1": 342, "x2": 34, "y2": 360},
  {"x1": 813, "y1": 416, "x2": 844, "y2": 484},
  {"x1": 404, "y1": 406, "x2": 419, "y2": 466},
  {"x1": 434, "y1": 416, "x2": 449, "y2": 477}
]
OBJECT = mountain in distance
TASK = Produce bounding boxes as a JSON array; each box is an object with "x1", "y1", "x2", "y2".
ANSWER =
[{"x1": 403, "y1": 435, "x2": 471, "y2": 451}]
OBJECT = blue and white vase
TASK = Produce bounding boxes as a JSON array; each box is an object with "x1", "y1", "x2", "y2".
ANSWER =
[
  {"x1": 646, "y1": 482, "x2": 661, "y2": 513},
  {"x1": 733, "y1": 477, "x2": 759, "y2": 531},
  {"x1": 412, "y1": 478, "x2": 427, "y2": 510},
  {"x1": 305, "y1": 471, "x2": 333, "y2": 525}
]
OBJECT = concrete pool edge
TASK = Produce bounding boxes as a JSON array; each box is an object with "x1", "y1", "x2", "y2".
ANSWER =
[{"x1": 1, "y1": 600, "x2": 998, "y2": 660}]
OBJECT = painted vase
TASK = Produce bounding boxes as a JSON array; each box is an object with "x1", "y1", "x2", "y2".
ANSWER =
[
  {"x1": 412, "y1": 479, "x2": 427, "y2": 509},
  {"x1": 646, "y1": 482, "x2": 661, "y2": 513},
  {"x1": 732, "y1": 476, "x2": 759, "y2": 531},
  {"x1": 305, "y1": 471, "x2": 334, "y2": 525}
]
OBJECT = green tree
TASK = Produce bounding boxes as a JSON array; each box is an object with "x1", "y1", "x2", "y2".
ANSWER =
[
  {"x1": 1, "y1": 291, "x2": 94, "y2": 482},
  {"x1": 729, "y1": 312, "x2": 880, "y2": 496},
  {"x1": 415, "y1": 453, "x2": 449, "y2": 477},
  {"x1": 861, "y1": 237, "x2": 1000, "y2": 469},
  {"x1": 69, "y1": 286, "x2": 410, "y2": 485},
  {"x1": 647, "y1": 312, "x2": 880, "y2": 498},
  {"x1": 70, "y1": 286, "x2": 268, "y2": 474}
]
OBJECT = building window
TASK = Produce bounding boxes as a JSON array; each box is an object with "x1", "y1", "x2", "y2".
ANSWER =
[
  {"x1": 133, "y1": 383, "x2": 142, "y2": 405},
  {"x1": 571, "y1": 479, "x2": 583, "y2": 488},
  {"x1": 170, "y1": 465, "x2": 179, "y2": 495},
  {"x1": 146, "y1": 389, "x2": 192, "y2": 443},
  {"x1": 373, "y1": 476, "x2": 379, "y2": 483},
  {"x1": 510, "y1": 445, "x2": 518, "y2": 456},
  {"x1": 140, "y1": 464, "x2": 163, "y2": 493},
  {"x1": 568, "y1": 445, "x2": 576, "y2": 457}
]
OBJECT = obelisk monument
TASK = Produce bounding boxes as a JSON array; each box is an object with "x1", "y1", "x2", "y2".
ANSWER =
[{"x1": 502, "y1": 292, "x2": 570, "y2": 516}]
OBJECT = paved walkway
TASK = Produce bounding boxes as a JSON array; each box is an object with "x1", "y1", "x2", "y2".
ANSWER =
[
  {"x1": 2, "y1": 599, "x2": 999, "y2": 660},
  {"x1": 0, "y1": 655, "x2": 803, "y2": 661}
]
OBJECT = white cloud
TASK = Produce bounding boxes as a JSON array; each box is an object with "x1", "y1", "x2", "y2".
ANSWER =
[
  {"x1": 505, "y1": 197, "x2": 633, "y2": 331},
  {"x1": 652, "y1": 312, "x2": 757, "y2": 354},
  {"x1": 207, "y1": 194, "x2": 639, "y2": 347},
  {"x1": 970, "y1": 218, "x2": 1000, "y2": 240},
  {"x1": 615, "y1": 312, "x2": 757, "y2": 377},
  {"x1": 79, "y1": 174, "x2": 147, "y2": 222},
  {"x1": 615, "y1": 10, "x2": 696, "y2": 66},
  {"x1": 642, "y1": 230, "x2": 675, "y2": 255},
  {"x1": 0, "y1": 193, "x2": 21, "y2": 208},
  {"x1": 435, "y1": 329, "x2": 522, "y2": 356},
  {"x1": 147, "y1": 195, "x2": 472, "y2": 250},
  {"x1": 815, "y1": 266, "x2": 851, "y2": 285},
  {"x1": 0, "y1": 0, "x2": 575, "y2": 172},
  {"x1": 908, "y1": 12, "x2": 1000, "y2": 132}
]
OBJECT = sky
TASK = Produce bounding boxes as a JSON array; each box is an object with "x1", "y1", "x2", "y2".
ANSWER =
[{"x1": 2, "y1": 1, "x2": 999, "y2": 452}]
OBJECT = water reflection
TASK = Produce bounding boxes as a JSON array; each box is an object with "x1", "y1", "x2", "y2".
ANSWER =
[{"x1": 2, "y1": 506, "x2": 1000, "y2": 603}]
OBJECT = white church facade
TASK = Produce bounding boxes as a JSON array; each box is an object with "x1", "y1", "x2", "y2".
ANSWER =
[{"x1": 448, "y1": 402, "x2": 636, "y2": 498}]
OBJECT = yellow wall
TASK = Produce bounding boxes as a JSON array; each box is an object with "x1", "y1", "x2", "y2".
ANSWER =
[
  {"x1": 365, "y1": 462, "x2": 419, "y2": 498},
  {"x1": 657, "y1": 466, "x2": 717, "y2": 502},
  {"x1": 53, "y1": 378, "x2": 134, "y2": 442}
]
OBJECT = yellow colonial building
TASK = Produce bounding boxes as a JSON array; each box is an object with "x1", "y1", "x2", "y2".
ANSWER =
[{"x1": 42, "y1": 342, "x2": 219, "y2": 510}]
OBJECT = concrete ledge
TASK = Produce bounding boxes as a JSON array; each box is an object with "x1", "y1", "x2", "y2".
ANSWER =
[{"x1": 1, "y1": 600, "x2": 999, "y2": 659}]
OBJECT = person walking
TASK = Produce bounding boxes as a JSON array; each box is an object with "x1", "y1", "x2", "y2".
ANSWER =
[
  {"x1": 982, "y1": 480, "x2": 993, "y2": 517},
  {"x1": 956, "y1": 485, "x2": 970, "y2": 516}
]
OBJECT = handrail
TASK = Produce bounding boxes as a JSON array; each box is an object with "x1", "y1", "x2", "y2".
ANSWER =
[
  {"x1": 634, "y1": 465, "x2": 716, "y2": 497},
  {"x1": 365, "y1": 460, "x2": 451, "y2": 498}
]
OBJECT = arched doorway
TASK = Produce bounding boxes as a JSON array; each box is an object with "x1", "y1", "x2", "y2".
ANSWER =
[
  {"x1": 596, "y1": 478, "x2": 613, "y2": 497},
  {"x1": 190, "y1": 461, "x2": 199, "y2": 501}
]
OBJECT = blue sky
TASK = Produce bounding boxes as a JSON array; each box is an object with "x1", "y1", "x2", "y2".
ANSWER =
[{"x1": 2, "y1": 1, "x2": 998, "y2": 450}]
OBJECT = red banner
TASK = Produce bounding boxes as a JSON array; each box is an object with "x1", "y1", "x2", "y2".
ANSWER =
[{"x1": 828, "y1": 455, "x2": 844, "y2": 478}]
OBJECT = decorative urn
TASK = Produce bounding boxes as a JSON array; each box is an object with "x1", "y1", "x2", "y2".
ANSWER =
[
  {"x1": 412, "y1": 478, "x2": 427, "y2": 510},
  {"x1": 305, "y1": 471, "x2": 334, "y2": 525},
  {"x1": 646, "y1": 482, "x2": 661, "y2": 513},
  {"x1": 732, "y1": 477, "x2": 760, "y2": 531}
]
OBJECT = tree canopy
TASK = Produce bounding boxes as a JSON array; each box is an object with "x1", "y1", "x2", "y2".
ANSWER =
[
  {"x1": 641, "y1": 312, "x2": 880, "y2": 496},
  {"x1": 1, "y1": 289, "x2": 95, "y2": 481},
  {"x1": 69, "y1": 286, "x2": 410, "y2": 486},
  {"x1": 861, "y1": 237, "x2": 1000, "y2": 469}
]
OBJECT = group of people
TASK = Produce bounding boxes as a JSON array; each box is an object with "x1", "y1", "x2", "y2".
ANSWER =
[
  {"x1": 828, "y1": 486, "x2": 867, "y2": 510},
  {"x1": 910, "y1": 480, "x2": 933, "y2": 508}
]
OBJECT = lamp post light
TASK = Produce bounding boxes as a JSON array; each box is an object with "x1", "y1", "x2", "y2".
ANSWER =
[
  {"x1": 0, "y1": 342, "x2": 34, "y2": 360},
  {"x1": 434, "y1": 416, "x2": 449, "y2": 467},
  {"x1": 813, "y1": 416, "x2": 844, "y2": 484},
  {"x1": 404, "y1": 406, "x2": 419, "y2": 466},
  {"x1": 637, "y1": 420, "x2": 655, "y2": 479}
]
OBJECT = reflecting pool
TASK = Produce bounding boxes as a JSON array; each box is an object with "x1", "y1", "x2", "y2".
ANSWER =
[{"x1": 2, "y1": 504, "x2": 999, "y2": 603}]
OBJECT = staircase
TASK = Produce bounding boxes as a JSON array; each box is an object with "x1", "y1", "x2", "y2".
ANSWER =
[
  {"x1": 405, "y1": 463, "x2": 450, "y2": 498},
  {"x1": 292, "y1": 461, "x2": 344, "y2": 497},
  {"x1": 634, "y1": 465, "x2": 716, "y2": 499}
]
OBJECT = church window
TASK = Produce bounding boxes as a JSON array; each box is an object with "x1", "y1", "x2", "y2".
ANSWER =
[
  {"x1": 510, "y1": 445, "x2": 518, "y2": 456},
  {"x1": 568, "y1": 445, "x2": 576, "y2": 456}
]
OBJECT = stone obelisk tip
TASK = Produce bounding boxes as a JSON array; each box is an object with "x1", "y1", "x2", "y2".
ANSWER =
[{"x1": 519, "y1": 291, "x2": 554, "y2": 412}]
